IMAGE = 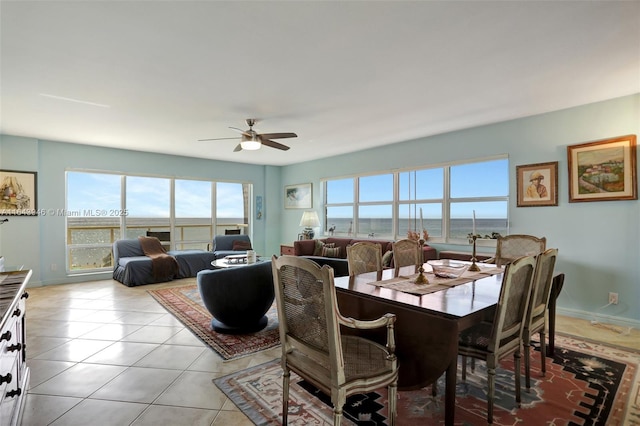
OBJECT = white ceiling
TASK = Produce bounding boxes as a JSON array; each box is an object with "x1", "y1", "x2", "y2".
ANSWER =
[{"x1": 1, "y1": 1, "x2": 639, "y2": 166}]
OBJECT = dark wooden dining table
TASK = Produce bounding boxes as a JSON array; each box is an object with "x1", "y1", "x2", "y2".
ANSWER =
[
  {"x1": 333, "y1": 263, "x2": 502, "y2": 425},
  {"x1": 333, "y1": 263, "x2": 563, "y2": 426}
]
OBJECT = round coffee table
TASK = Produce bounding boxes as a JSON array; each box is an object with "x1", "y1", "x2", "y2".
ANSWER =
[{"x1": 212, "y1": 257, "x2": 266, "y2": 269}]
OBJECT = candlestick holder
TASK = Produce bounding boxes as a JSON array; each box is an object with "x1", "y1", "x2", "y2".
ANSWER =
[
  {"x1": 468, "y1": 234, "x2": 481, "y2": 272},
  {"x1": 413, "y1": 239, "x2": 429, "y2": 284}
]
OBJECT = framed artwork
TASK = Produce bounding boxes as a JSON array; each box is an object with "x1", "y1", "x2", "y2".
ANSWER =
[
  {"x1": 567, "y1": 134, "x2": 637, "y2": 203},
  {"x1": 255, "y1": 195, "x2": 263, "y2": 220},
  {"x1": 0, "y1": 169, "x2": 38, "y2": 215},
  {"x1": 516, "y1": 161, "x2": 558, "y2": 207},
  {"x1": 284, "y1": 183, "x2": 312, "y2": 209}
]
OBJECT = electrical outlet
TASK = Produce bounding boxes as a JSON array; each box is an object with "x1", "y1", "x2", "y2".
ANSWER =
[
  {"x1": 608, "y1": 292, "x2": 618, "y2": 305},
  {"x1": 50, "y1": 263, "x2": 57, "y2": 272}
]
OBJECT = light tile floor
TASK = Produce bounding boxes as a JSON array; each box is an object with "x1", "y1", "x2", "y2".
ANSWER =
[
  {"x1": 21, "y1": 278, "x2": 639, "y2": 425},
  {"x1": 22, "y1": 278, "x2": 278, "y2": 426}
]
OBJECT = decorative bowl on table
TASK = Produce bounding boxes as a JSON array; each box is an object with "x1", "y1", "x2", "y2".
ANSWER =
[{"x1": 427, "y1": 260, "x2": 469, "y2": 279}]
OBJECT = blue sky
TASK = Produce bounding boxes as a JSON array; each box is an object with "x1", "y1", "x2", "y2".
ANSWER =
[
  {"x1": 67, "y1": 158, "x2": 508, "y2": 220},
  {"x1": 327, "y1": 159, "x2": 508, "y2": 219},
  {"x1": 67, "y1": 172, "x2": 245, "y2": 218}
]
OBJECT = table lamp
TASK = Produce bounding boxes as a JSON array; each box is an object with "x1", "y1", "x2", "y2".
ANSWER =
[{"x1": 299, "y1": 211, "x2": 320, "y2": 239}]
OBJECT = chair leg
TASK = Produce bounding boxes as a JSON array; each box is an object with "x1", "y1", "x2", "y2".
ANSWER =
[
  {"x1": 540, "y1": 330, "x2": 547, "y2": 377},
  {"x1": 487, "y1": 365, "x2": 495, "y2": 424},
  {"x1": 388, "y1": 382, "x2": 397, "y2": 426},
  {"x1": 514, "y1": 351, "x2": 522, "y2": 407},
  {"x1": 333, "y1": 396, "x2": 346, "y2": 426},
  {"x1": 282, "y1": 370, "x2": 290, "y2": 425},
  {"x1": 524, "y1": 338, "x2": 531, "y2": 390},
  {"x1": 333, "y1": 410, "x2": 343, "y2": 426}
]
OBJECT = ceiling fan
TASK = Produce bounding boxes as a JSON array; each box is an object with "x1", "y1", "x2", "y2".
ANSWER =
[{"x1": 198, "y1": 118, "x2": 297, "y2": 152}]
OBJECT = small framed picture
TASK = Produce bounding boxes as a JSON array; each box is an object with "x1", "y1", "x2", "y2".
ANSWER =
[
  {"x1": 284, "y1": 183, "x2": 312, "y2": 209},
  {"x1": 0, "y1": 169, "x2": 38, "y2": 215},
  {"x1": 567, "y1": 135, "x2": 637, "y2": 203},
  {"x1": 255, "y1": 195, "x2": 263, "y2": 220},
  {"x1": 516, "y1": 162, "x2": 558, "y2": 207}
]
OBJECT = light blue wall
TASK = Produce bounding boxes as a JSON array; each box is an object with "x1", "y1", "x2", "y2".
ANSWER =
[
  {"x1": 2, "y1": 94, "x2": 638, "y2": 326},
  {"x1": 0, "y1": 138, "x2": 282, "y2": 285},
  {"x1": 280, "y1": 94, "x2": 640, "y2": 326},
  {"x1": 0, "y1": 135, "x2": 41, "y2": 280}
]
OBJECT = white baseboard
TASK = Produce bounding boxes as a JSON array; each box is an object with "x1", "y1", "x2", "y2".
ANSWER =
[{"x1": 557, "y1": 307, "x2": 640, "y2": 329}]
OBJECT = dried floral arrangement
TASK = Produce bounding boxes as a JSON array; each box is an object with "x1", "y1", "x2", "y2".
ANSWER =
[{"x1": 407, "y1": 229, "x2": 429, "y2": 241}]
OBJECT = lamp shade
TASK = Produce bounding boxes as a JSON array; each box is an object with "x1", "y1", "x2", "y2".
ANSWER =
[{"x1": 299, "y1": 210, "x2": 320, "y2": 228}]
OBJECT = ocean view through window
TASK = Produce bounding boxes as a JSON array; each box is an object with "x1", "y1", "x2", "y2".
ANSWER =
[
  {"x1": 66, "y1": 171, "x2": 251, "y2": 273},
  {"x1": 323, "y1": 157, "x2": 508, "y2": 242}
]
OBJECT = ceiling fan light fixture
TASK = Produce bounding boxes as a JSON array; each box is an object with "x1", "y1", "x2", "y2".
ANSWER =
[{"x1": 240, "y1": 135, "x2": 261, "y2": 150}]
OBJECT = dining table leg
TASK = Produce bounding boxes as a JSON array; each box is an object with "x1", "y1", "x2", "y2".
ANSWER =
[{"x1": 445, "y1": 356, "x2": 457, "y2": 426}]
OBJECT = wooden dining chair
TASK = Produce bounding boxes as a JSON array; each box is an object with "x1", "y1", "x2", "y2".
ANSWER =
[
  {"x1": 392, "y1": 238, "x2": 422, "y2": 277},
  {"x1": 524, "y1": 248, "x2": 558, "y2": 390},
  {"x1": 458, "y1": 254, "x2": 537, "y2": 424},
  {"x1": 271, "y1": 255, "x2": 399, "y2": 426},
  {"x1": 488, "y1": 234, "x2": 546, "y2": 267},
  {"x1": 346, "y1": 241, "x2": 383, "y2": 276}
]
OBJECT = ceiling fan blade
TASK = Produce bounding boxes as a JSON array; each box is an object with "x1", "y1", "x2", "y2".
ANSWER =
[
  {"x1": 261, "y1": 139, "x2": 290, "y2": 151},
  {"x1": 233, "y1": 143, "x2": 243, "y2": 152},
  {"x1": 259, "y1": 132, "x2": 297, "y2": 139},
  {"x1": 198, "y1": 137, "x2": 240, "y2": 141},
  {"x1": 229, "y1": 127, "x2": 251, "y2": 137}
]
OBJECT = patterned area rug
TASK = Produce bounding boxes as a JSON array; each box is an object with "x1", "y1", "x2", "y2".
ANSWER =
[
  {"x1": 148, "y1": 283, "x2": 279, "y2": 360},
  {"x1": 214, "y1": 335, "x2": 640, "y2": 425}
]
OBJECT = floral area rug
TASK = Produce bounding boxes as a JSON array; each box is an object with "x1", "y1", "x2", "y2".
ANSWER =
[
  {"x1": 148, "y1": 284, "x2": 279, "y2": 360},
  {"x1": 214, "y1": 334, "x2": 640, "y2": 425}
]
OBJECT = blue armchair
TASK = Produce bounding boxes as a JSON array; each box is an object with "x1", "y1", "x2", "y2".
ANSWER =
[{"x1": 211, "y1": 234, "x2": 252, "y2": 259}]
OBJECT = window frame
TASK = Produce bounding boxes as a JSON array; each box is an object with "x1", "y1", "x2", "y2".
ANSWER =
[
  {"x1": 65, "y1": 169, "x2": 253, "y2": 275},
  {"x1": 323, "y1": 155, "x2": 509, "y2": 244}
]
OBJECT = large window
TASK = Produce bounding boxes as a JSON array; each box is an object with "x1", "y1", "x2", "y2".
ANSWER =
[
  {"x1": 175, "y1": 179, "x2": 213, "y2": 250},
  {"x1": 323, "y1": 157, "x2": 508, "y2": 242},
  {"x1": 66, "y1": 171, "x2": 251, "y2": 273},
  {"x1": 66, "y1": 173, "x2": 121, "y2": 271},
  {"x1": 125, "y1": 176, "x2": 171, "y2": 241},
  {"x1": 358, "y1": 174, "x2": 393, "y2": 237}
]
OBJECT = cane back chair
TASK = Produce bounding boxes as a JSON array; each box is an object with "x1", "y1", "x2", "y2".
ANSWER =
[
  {"x1": 392, "y1": 238, "x2": 422, "y2": 277},
  {"x1": 490, "y1": 234, "x2": 546, "y2": 267},
  {"x1": 346, "y1": 241, "x2": 383, "y2": 276},
  {"x1": 271, "y1": 255, "x2": 399, "y2": 425},
  {"x1": 524, "y1": 248, "x2": 559, "y2": 389},
  {"x1": 458, "y1": 254, "x2": 537, "y2": 424}
]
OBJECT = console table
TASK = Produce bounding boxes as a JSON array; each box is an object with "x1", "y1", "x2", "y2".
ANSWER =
[
  {"x1": 0, "y1": 269, "x2": 30, "y2": 426},
  {"x1": 280, "y1": 244, "x2": 295, "y2": 255}
]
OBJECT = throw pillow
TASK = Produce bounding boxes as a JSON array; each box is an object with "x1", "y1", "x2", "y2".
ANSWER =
[
  {"x1": 313, "y1": 240, "x2": 335, "y2": 256},
  {"x1": 382, "y1": 250, "x2": 393, "y2": 268},
  {"x1": 322, "y1": 246, "x2": 341, "y2": 258},
  {"x1": 232, "y1": 240, "x2": 252, "y2": 251}
]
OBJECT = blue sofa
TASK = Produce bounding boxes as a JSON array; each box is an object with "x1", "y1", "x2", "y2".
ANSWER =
[{"x1": 113, "y1": 239, "x2": 217, "y2": 286}]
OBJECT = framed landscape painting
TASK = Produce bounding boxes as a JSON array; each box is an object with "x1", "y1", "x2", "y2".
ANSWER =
[
  {"x1": 567, "y1": 135, "x2": 637, "y2": 203},
  {"x1": 284, "y1": 183, "x2": 312, "y2": 209},
  {"x1": 0, "y1": 169, "x2": 38, "y2": 215},
  {"x1": 517, "y1": 161, "x2": 558, "y2": 207}
]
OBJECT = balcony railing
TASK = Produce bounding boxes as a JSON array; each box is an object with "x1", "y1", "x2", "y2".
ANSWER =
[{"x1": 66, "y1": 221, "x2": 247, "y2": 272}]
